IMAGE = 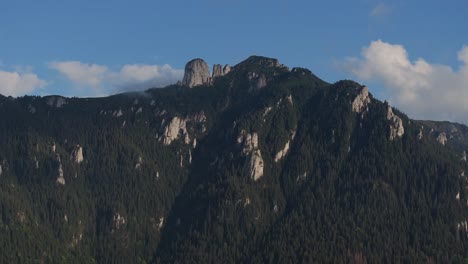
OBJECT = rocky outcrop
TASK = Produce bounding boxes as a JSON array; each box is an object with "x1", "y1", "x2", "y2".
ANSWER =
[
  {"x1": 462, "y1": 151, "x2": 466, "y2": 161},
  {"x1": 296, "y1": 172, "x2": 307, "y2": 182},
  {"x1": 0, "y1": 164, "x2": 2, "y2": 176},
  {"x1": 158, "y1": 217, "x2": 164, "y2": 230},
  {"x1": 457, "y1": 220, "x2": 468, "y2": 238},
  {"x1": 248, "y1": 72, "x2": 267, "y2": 91},
  {"x1": 418, "y1": 127, "x2": 424, "y2": 140},
  {"x1": 135, "y1": 156, "x2": 143, "y2": 170},
  {"x1": 182, "y1": 59, "x2": 211, "y2": 88},
  {"x1": 113, "y1": 109, "x2": 123, "y2": 117},
  {"x1": 237, "y1": 130, "x2": 259, "y2": 154},
  {"x1": 223, "y1": 64, "x2": 231, "y2": 75},
  {"x1": 386, "y1": 102, "x2": 404, "y2": 140},
  {"x1": 46, "y1": 96, "x2": 67, "y2": 108},
  {"x1": 159, "y1": 112, "x2": 207, "y2": 146},
  {"x1": 212, "y1": 64, "x2": 223, "y2": 78},
  {"x1": 274, "y1": 140, "x2": 290, "y2": 163},
  {"x1": 352, "y1": 86, "x2": 370, "y2": 114},
  {"x1": 248, "y1": 150, "x2": 264, "y2": 181},
  {"x1": 274, "y1": 131, "x2": 296, "y2": 163},
  {"x1": 71, "y1": 145, "x2": 83, "y2": 164},
  {"x1": 437, "y1": 132, "x2": 447, "y2": 146},
  {"x1": 237, "y1": 130, "x2": 264, "y2": 180},
  {"x1": 161, "y1": 117, "x2": 190, "y2": 145},
  {"x1": 56, "y1": 154, "x2": 65, "y2": 185},
  {"x1": 112, "y1": 213, "x2": 126, "y2": 231},
  {"x1": 212, "y1": 64, "x2": 231, "y2": 78}
]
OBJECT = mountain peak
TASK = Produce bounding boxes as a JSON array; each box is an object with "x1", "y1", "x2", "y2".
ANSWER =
[
  {"x1": 181, "y1": 58, "x2": 211, "y2": 88},
  {"x1": 234, "y1": 55, "x2": 288, "y2": 70}
]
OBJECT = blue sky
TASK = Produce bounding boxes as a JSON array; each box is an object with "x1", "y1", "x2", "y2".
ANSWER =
[{"x1": 0, "y1": 0, "x2": 467, "y2": 122}]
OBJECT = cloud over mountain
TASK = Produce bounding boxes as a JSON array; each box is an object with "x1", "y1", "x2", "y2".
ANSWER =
[
  {"x1": 0, "y1": 68, "x2": 47, "y2": 97},
  {"x1": 342, "y1": 40, "x2": 468, "y2": 123},
  {"x1": 49, "y1": 61, "x2": 183, "y2": 96}
]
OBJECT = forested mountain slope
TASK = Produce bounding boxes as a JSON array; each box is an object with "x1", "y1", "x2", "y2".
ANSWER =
[{"x1": 0, "y1": 56, "x2": 467, "y2": 263}]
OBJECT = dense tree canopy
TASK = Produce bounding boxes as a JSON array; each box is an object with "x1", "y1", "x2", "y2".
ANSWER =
[{"x1": 0, "y1": 56, "x2": 467, "y2": 263}]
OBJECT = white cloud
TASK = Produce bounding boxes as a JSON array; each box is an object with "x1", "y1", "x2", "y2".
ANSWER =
[
  {"x1": 0, "y1": 69, "x2": 47, "y2": 96},
  {"x1": 49, "y1": 61, "x2": 109, "y2": 87},
  {"x1": 49, "y1": 61, "x2": 183, "y2": 96},
  {"x1": 370, "y1": 3, "x2": 392, "y2": 17},
  {"x1": 342, "y1": 40, "x2": 468, "y2": 123},
  {"x1": 114, "y1": 64, "x2": 183, "y2": 92}
]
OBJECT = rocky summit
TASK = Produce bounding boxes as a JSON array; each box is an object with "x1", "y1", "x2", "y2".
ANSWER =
[
  {"x1": 0, "y1": 55, "x2": 467, "y2": 263},
  {"x1": 181, "y1": 58, "x2": 211, "y2": 87}
]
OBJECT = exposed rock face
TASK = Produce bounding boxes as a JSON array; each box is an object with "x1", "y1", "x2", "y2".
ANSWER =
[
  {"x1": 46, "y1": 96, "x2": 67, "y2": 108},
  {"x1": 51, "y1": 142, "x2": 56, "y2": 153},
  {"x1": 182, "y1": 59, "x2": 211, "y2": 88},
  {"x1": 161, "y1": 117, "x2": 190, "y2": 145},
  {"x1": 418, "y1": 127, "x2": 424, "y2": 140},
  {"x1": 113, "y1": 109, "x2": 123, "y2": 117},
  {"x1": 244, "y1": 197, "x2": 251, "y2": 207},
  {"x1": 296, "y1": 172, "x2": 307, "y2": 182},
  {"x1": 352, "y1": 86, "x2": 370, "y2": 114},
  {"x1": 462, "y1": 151, "x2": 467, "y2": 161},
  {"x1": 158, "y1": 217, "x2": 164, "y2": 230},
  {"x1": 223, "y1": 64, "x2": 231, "y2": 75},
  {"x1": 71, "y1": 145, "x2": 83, "y2": 164},
  {"x1": 386, "y1": 102, "x2": 404, "y2": 140},
  {"x1": 0, "y1": 164, "x2": 2, "y2": 176},
  {"x1": 135, "y1": 156, "x2": 143, "y2": 170},
  {"x1": 274, "y1": 140, "x2": 290, "y2": 163},
  {"x1": 262, "y1": 106, "x2": 273, "y2": 118},
  {"x1": 112, "y1": 213, "x2": 126, "y2": 231},
  {"x1": 237, "y1": 130, "x2": 259, "y2": 154},
  {"x1": 191, "y1": 111, "x2": 208, "y2": 133},
  {"x1": 212, "y1": 64, "x2": 223, "y2": 78},
  {"x1": 437, "y1": 132, "x2": 447, "y2": 146},
  {"x1": 458, "y1": 220, "x2": 468, "y2": 238},
  {"x1": 159, "y1": 112, "x2": 207, "y2": 146},
  {"x1": 248, "y1": 150, "x2": 264, "y2": 181},
  {"x1": 212, "y1": 64, "x2": 231, "y2": 78},
  {"x1": 237, "y1": 130, "x2": 264, "y2": 180},
  {"x1": 248, "y1": 72, "x2": 267, "y2": 91},
  {"x1": 56, "y1": 154, "x2": 65, "y2": 185},
  {"x1": 274, "y1": 131, "x2": 296, "y2": 163}
]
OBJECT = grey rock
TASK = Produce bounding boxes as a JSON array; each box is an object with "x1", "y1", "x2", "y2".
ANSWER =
[
  {"x1": 71, "y1": 145, "x2": 84, "y2": 164},
  {"x1": 223, "y1": 64, "x2": 231, "y2": 75},
  {"x1": 352, "y1": 86, "x2": 370, "y2": 114},
  {"x1": 437, "y1": 132, "x2": 447, "y2": 146},
  {"x1": 182, "y1": 58, "x2": 211, "y2": 88},
  {"x1": 248, "y1": 149, "x2": 264, "y2": 181},
  {"x1": 56, "y1": 154, "x2": 65, "y2": 185},
  {"x1": 386, "y1": 102, "x2": 404, "y2": 140},
  {"x1": 418, "y1": 127, "x2": 424, "y2": 140},
  {"x1": 46, "y1": 96, "x2": 67, "y2": 108},
  {"x1": 237, "y1": 130, "x2": 264, "y2": 180},
  {"x1": 212, "y1": 64, "x2": 223, "y2": 78}
]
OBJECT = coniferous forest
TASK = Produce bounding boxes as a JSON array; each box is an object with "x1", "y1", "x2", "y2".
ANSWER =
[{"x1": 0, "y1": 56, "x2": 467, "y2": 263}]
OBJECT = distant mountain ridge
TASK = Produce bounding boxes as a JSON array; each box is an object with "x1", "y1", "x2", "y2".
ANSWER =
[{"x1": 0, "y1": 56, "x2": 467, "y2": 263}]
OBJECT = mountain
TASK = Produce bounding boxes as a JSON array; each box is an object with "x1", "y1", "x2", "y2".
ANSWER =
[{"x1": 0, "y1": 56, "x2": 467, "y2": 263}]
